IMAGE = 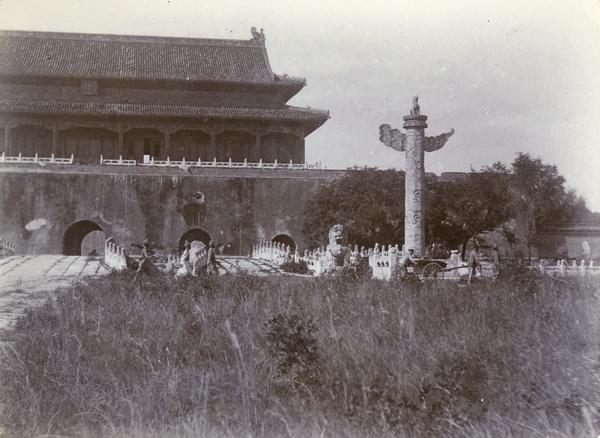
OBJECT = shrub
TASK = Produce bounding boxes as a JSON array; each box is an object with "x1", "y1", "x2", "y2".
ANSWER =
[
  {"x1": 279, "y1": 260, "x2": 309, "y2": 274},
  {"x1": 265, "y1": 313, "x2": 321, "y2": 393}
]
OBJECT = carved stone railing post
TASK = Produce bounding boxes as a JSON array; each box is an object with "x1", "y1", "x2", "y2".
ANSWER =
[{"x1": 104, "y1": 237, "x2": 128, "y2": 270}]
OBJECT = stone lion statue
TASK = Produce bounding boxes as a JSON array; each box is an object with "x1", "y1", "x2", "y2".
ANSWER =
[{"x1": 327, "y1": 224, "x2": 351, "y2": 267}]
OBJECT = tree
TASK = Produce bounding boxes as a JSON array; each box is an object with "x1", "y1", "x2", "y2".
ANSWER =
[
  {"x1": 302, "y1": 168, "x2": 405, "y2": 249},
  {"x1": 425, "y1": 163, "x2": 514, "y2": 259},
  {"x1": 570, "y1": 193, "x2": 600, "y2": 223},
  {"x1": 510, "y1": 153, "x2": 579, "y2": 262},
  {"x1": 302, "y1": 156, "x2": 589, "y2": 261}
]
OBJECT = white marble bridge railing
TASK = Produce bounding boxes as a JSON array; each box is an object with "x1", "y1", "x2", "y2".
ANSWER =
[
  {"x1": 104, "y1": 237, "x2": 128, "y2": 271},
  {"x1": 369, "y1": 252, "x2": 600, "y2": 280},
  {"x1": 538, "y1": 259, "x2": 600, "y2": 277},
  {"x1": 252, "y1": 241, "x2": 296, "y2": 266},
  {"x1": 0, "y1": 237, "x2": 16, "y2": 256},
  {"x1": 252, "y1": 241, "x2": 368, "y2": 276},
  {"x1": 368, "y1": 245, "x2": 400, "y2": 280},
  {"x1": 252, "y1": 241, "x2": 471, "y2": 280},
  {"x1": 0, "y1": 152, "x2": 74, "y2": 165}
]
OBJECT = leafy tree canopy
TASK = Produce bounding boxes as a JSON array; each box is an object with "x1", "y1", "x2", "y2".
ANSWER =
[
  {"x1": 425, "y1": 162, "x2": 514, "y2": 257},
  {"x1": 509, "y1": 152, "x2": 588, "y2": 260},
  {"x1": 302, "y1": 168, "x2": 405, "y2": 249},
  {"x1": 302, "y1": 155, "x2": 595, "y2": 257}
]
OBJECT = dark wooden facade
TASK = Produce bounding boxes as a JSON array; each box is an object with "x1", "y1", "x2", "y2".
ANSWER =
[{"x1": 0, "y1": 29, "x2": 329, "y2": 164}]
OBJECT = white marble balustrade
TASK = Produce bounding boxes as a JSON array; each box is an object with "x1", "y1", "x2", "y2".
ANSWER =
[
  {"x1": 101, "y1": 155, "x2": 323, "y2": 170},
  {"x1": 104, "y1": 237, "x2": 128, "y2": 271},
  {"x1": 0, "y1": 152, "x2": 74, "y2": 165}
]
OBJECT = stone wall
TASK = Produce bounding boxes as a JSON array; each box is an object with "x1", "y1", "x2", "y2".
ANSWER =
[{"x1": 0, "y1": 165, "x2": 344, "y2": 255}]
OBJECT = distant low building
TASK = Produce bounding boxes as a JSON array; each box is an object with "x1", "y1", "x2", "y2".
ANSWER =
[
  {"x1": 0, "y1": 29, "x2": 329, "y2": 164},
  {"x1": 538, "y1": 224, "x2": 600, "y2": 260}
]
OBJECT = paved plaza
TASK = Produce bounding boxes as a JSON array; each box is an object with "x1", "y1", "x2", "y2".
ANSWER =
[
  {"x1": 0, "y1": 255, "x2": 287, "y2": 332},
  {"x1": 0, "y1": 255, "x2": 110, "y2": 331}
]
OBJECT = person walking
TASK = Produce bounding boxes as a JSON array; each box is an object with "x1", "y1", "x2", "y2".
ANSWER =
[{"x1": 133, "y1": 238, "x2": 152, "y2": 282}]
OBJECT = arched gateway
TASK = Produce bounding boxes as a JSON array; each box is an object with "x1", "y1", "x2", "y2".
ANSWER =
[
  {"x1": 178, "y1": 229, "x2": 212, "y2": 253},
  {"x1": 272, "y1": 234, "x2": 296, "y2": 252},
  {"x1": 63, "y1": 220, "x2": 105, "y2": 256}
]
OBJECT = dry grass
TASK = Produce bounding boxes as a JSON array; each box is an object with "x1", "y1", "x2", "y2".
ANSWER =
[{"x1": 1, "y1": 268, "x2": 599, "y2": 437}]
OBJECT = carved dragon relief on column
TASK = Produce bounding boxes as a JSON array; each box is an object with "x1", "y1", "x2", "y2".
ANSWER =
[{"x1": 377, "y1": 96, "x2": 454, "y2": 257}]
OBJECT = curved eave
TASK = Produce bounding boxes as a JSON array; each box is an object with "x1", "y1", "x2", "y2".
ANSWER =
[
  {"x1": 0, "y1": 98, "x2": 329, "y2": 133},
  {"x1": 0, "y1": 74, "x2": 307, "y2": 103}
]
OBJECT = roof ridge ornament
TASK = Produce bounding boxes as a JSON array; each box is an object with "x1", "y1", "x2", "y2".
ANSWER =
[{"x1": 251, "y1": 27, "x2": 265, "y2": 46}]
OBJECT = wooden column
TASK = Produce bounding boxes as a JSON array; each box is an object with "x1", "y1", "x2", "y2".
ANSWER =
[
  {"x1": 254, "y1": 131, "x2": 262, "y2": 162},
  {"x1": 3, "y1": 124, "x2": 11, "y2": 155},
  {"x1": 243, "y1": 140, "x2": 250, "y2": 162},
  {"x1": 117, "y1": 125, "x2": 124, "y2": 158},
  {"x1": 52, "y1": 127, "x2": 59, "y2": 156},
  {"x1": 209, "y1": 131, "x2": 217, "y2": 160},
  {"x1": 164, "y1": 128, "x2": 171, "y2": 160}
]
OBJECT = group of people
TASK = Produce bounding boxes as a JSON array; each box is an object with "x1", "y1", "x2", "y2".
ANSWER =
[
  {"x1": 468, "y1": 243, "x2": 501, "y2": 282},
  {"x1": 396, "y1": 242, "x2": 501, "y2": 282},
  {"x1": 133, "y1": 238, "x2": 220, "y2": 281},
  {"x1": 175, "y1": 239, "x2": 219, "y2": 277},
  {"x1": 133, "y1": 235, "x2": 502, "y2": 282}
]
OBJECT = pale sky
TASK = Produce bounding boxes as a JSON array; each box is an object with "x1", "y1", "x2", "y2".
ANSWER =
[{"x1": 1, "y1": 0, "x2": 600, "y2": 210}]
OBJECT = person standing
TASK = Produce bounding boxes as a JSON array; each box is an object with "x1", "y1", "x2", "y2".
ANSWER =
[
  {"x1": 467, "y1": 243, "x2": 480, "y2": 284},
  {"x1": 207, "y1": 240, "x2": 219, "y2": 277},
  {"x1": 398, "y1": 248, "x2": 416, "y2": 278},
  {"x1": 175, "y1": 241, "x2": 192, "y2": 277},
  {"x1": 491, "y1": 243, "x2": 501, "y2": 280}
]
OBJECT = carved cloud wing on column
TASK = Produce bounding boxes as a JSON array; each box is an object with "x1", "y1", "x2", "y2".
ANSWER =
[
  {"x1": 379, "y1": 124, "x2": 406, "y2": 152},
  {"x1": 423, "y1": 128, "x2": 454, "y2": 152}
]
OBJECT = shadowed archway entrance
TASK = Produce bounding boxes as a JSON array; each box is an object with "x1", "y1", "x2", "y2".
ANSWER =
[
  {"x1": 63, "y1": 220, "x2": 104, "y2": 255},
  {"x1": 178, "y1": 228, "x2": 212, "y2": 253},
  {"x1": 272, "y1": 234, "x2": 296, "y2": 252}
]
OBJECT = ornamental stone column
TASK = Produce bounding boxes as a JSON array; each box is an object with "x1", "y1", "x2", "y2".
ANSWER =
[{"x1": 379, "y1": 96, "x2": 454, "y2": 257}]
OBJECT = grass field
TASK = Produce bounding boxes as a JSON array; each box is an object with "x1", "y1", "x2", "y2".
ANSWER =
[{"x1": 1, "y1": 268, "x2": 599, "y2": 437}]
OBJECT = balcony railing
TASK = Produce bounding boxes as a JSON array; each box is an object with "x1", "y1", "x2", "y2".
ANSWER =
[
  {"x1": 1, "y1": 152, "x2": 326, "y2": 170},
  {"x1": 101, "y1": 156, "x2": 324, "y2": 170},
  {"x1": 0, "y1": 152, "x2": 74, "y2": 165}
]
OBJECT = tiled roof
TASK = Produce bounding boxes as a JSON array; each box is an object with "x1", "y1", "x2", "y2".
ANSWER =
[
  {"x1": 0, "y1": 98, "x2": 330, "y2": 133},
  {"x1": 0, "y1": 30, "x2": 306, "y2": 87}
]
